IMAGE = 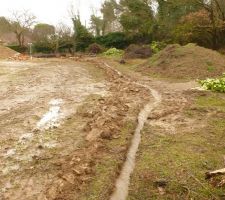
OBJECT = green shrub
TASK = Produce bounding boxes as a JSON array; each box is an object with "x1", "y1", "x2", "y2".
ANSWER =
[
  {"x1": 33, "y1": 42, "x2": 54, "y2": 53},
  {"x1": 150, "y1": 41, "x2": 167, "y2": 54},
  {"x1": 7, "y1": 45, "x2": 27, "y2": 53},
  {"x1": 199, "y1": 74, "x2": 225, "y2": 92},
  {"x1": 103, "y1": 48, "x2": 124, "y2": 57},
  {"x1": 96, "y1": 32, "x2": 129, "y2": 49}
]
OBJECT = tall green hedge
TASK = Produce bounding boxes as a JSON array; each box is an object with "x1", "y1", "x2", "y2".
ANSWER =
[{"x1": 95, "y1": 32, "x2": 129, "y2": 49}]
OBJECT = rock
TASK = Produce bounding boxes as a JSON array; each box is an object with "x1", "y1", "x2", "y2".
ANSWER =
[
  {"x1": 37, "y1": 145, "x2": 44, "y2": 149},
  {"x1": 120, "y1": 59, "x2": 126, "y2": 64},
  {"x1": 100, "y1": 131, "x2": 112, "y2": 140},
  {"x1": 73, "y1": 169, "x2": 82, "y2": 176},
  {"x1": 154, "y1": 179, "x2": 168, "y2": 188}
]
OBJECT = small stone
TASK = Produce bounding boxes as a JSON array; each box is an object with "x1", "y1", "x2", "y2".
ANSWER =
[
  {"x1": 120, "y1": 59, "x2": 126, "y2": 64},
  {"x1": 100, "y1": 132, "x2": 112, "y2": 140},
  {"x1": 73, "y1": 169, "x2": 82, "y2": 176},
  {"x1": 154, "y1": 179, "x2": 168, "y2": 188},
  {"x1": 37, "y1": 145, "x2": 44, "y2": 149}
]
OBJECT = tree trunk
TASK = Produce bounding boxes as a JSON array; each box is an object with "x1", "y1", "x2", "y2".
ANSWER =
[
  {"x1": 16, "y1": 32, "x2": 22, "y2": 47},
  {"x1": 21, "y1": 34, "x2": 25, "y2": 47},
  {"x1": 209, "y1": 7, "x2": 218, "y2": 49}
]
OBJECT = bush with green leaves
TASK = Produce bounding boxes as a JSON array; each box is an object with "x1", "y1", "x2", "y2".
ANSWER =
[
  {"x1": 95, "y1": 32, "x2": 129, "y2": 49},
  {"x1": 103, "y1": 48, "x2": 124, "y2": 57},
  {"x1": 8, "y1": 45, "x2": 28, "y2": 53},
  {"x1": 199, "y1": 74, "x2": 225, "y2": 92},
  {"x1": 150, "y1": 41, "x2": 167, "y2": 54}
]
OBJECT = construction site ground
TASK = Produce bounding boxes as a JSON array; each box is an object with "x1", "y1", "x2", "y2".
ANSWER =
[{"x1": 0, "y1": 57, "x2": 224, "y2": 200}]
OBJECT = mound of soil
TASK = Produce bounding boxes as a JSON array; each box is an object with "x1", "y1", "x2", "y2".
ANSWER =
[
  {"x1": 0, "y1": 45, "x2": 18, "y2": 59},
  {"x1": 139, "y1": 43, "x2": 225, "y2": 79},
  {"x1": 87, "y1": 43, "x2": 104, "y2": 54},
  {"x1": 124, "y1": 44, "x2": 152, "y2": 59}
]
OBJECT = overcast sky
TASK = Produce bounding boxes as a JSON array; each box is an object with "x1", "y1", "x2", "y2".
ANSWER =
[{"x1": 0, "y1": 0, "x2": 103, "y2": 27}]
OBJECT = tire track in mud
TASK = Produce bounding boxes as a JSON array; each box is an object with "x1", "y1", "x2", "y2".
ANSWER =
[{"x1": 100, "y1": 63, "x2": 162, "y2": 200}]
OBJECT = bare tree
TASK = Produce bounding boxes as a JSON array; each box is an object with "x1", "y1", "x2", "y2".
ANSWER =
[
  {"x1": 195, "y1": 0, "x2": 225, "y2": 48},
  {"x1": 10, "y1": 10, "x2": 36, "y2": 47}
]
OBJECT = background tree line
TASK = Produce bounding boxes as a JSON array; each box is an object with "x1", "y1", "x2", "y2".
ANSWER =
[
  {"x1": 90, "y1": 0, "x2": 225, "y2": 50},
  {"x1": 0, "y1": 0, "x2": 225, "y2": 54}
]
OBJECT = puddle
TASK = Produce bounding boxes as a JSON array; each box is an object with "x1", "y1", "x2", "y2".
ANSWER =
[
  {"x1": 37, "y1": 99, "x2": 64, "y2": 130},
  {"x1": 4, "y1": 149, "x2": 16, "y2": 158}
]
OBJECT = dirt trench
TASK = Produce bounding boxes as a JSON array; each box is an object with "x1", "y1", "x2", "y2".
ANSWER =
[
  {"x1": 110, "y1": 84, "x2": 161, "y2": 200},
  {"x1": 80, "y1": 60, "x2": 163, "y2": 200}
]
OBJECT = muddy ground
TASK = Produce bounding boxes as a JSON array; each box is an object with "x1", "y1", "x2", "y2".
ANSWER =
[
  {"x1": 0, "y1": 57, "x2": 224, "y2": 200},
  {"x1": 0, "y1": 59, "x2": 110, "y2": 199}
]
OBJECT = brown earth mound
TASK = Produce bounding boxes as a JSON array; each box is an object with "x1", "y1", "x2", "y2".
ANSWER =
[
  {"x1": 139, "y1": 43, "x2": 225, "y2": 79},
  {"x1": 124, "y1": 44, "x2": 152, "y2": 59},
  {"x1": 0, "y1": 45, "x2": 18, "y2": 59}
]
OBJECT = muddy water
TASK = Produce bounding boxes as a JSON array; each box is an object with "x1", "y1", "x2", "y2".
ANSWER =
[{"x1": 103, "y1": 63, "x2": 162, "y2": 200}]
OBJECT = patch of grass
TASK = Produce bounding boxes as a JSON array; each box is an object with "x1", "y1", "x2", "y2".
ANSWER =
[
  {"x1": 207, "y1": 66, "x2": 215, "y2": 72},
  {"x1": 196, "y1": 95, "x2": 225, "y2": 110},
  {"x1": 129, "y1": 128, "x2": 225, "y2": 199},
  {"x1": 81, "y1": 157, "x2": 117, "y2": 200},
  {"x1": 128, "y1": 94, "x2": 225, "y2": 200},
  {"x1": 80, "y1": 120, "x2": 136, "y2": 200}
]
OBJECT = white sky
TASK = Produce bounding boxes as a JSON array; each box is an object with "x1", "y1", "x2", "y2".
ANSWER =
[{"x1": 0, "y1": 0, "x2": 103, "y2": 27}]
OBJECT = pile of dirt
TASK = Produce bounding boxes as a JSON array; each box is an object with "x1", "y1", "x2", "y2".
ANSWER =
[
  {"x1": 0, "y1": 45, "x2": 18, "y2": 59},
  {"x1": 124, "y1": 44, "x2": 152, "y2": 59},
  {"x1": 139, "y1": 43, "x2": 225, "y2": 79}
]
